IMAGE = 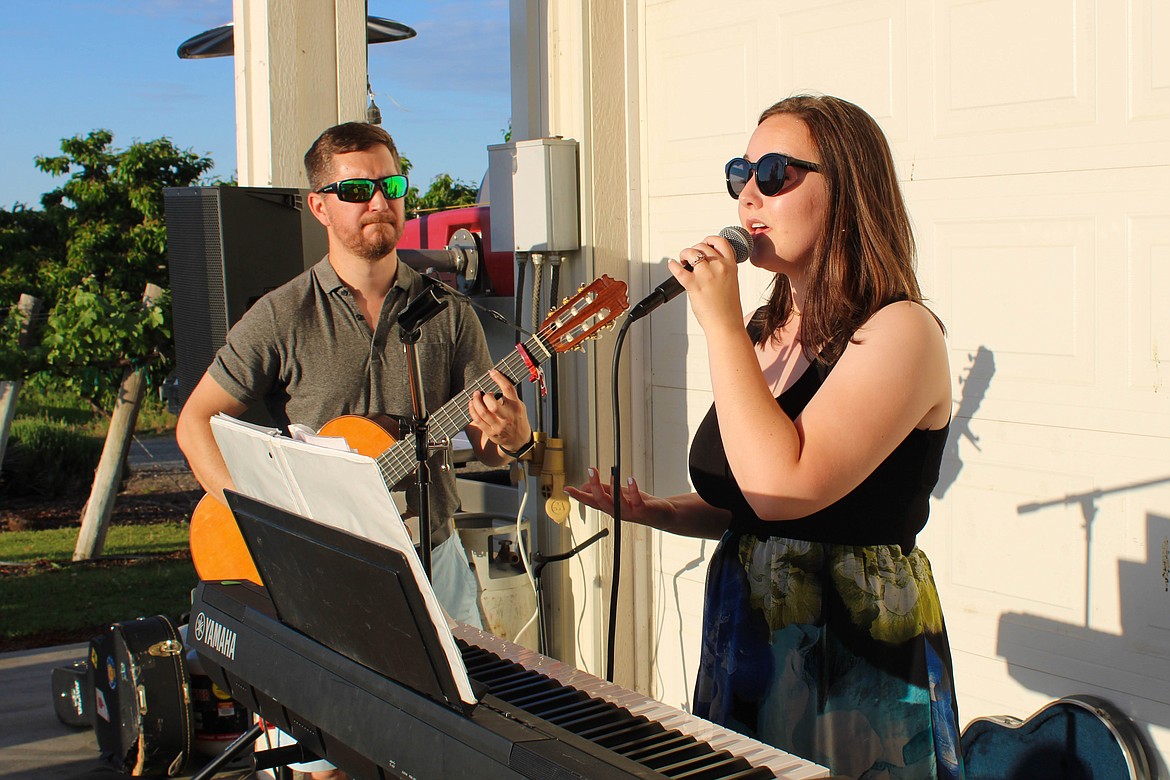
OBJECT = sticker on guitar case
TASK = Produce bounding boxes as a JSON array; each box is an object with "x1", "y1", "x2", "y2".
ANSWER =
[{"x1": 94, "y1": 688, "x2": 110, "y2": 723}]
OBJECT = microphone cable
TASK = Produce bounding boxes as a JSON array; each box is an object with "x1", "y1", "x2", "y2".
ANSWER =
[
  {"x1": 601, "y1": 226, "x2": 751, "y2": 683},
  {"x1": 604, "y1": 311, "x2": 636, "y2": 682}
]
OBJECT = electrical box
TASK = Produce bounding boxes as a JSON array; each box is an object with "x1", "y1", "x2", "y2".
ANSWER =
[{"x1": 487, "y1": 138, "x2": 580, "y2": 253}]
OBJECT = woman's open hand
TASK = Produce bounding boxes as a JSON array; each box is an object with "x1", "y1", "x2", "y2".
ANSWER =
[{"x1": 565, "y1": 467, "x2": 675, "y2": 531}]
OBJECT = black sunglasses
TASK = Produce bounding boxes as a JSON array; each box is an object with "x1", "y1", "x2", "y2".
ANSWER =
[
  {"x1": 725, "y1": 153, "x2": 821, "y2": 199},
  {"x1": 317, "y1": 175, "x2": 409, "y2": 203}
]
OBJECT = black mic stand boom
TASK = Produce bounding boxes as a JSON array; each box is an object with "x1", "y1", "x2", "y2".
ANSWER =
[{"x1": 397, "y1": 287, "x2": 450, "y2": 578}]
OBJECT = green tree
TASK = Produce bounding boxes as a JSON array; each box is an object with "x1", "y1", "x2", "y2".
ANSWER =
[
  {"x1": 0, "y1": 130, "x2": 213, "y2": 401},
  {"x1": 408, "y1": 173, "x2": 478, "y2": 219},
  {"x1": 398, "y1": 156, "x2": 479, "y2": 220}
]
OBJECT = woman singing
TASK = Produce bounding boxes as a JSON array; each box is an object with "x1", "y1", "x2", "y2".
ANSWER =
[{"x1": 568, "y1": 94, "x2": 962, "y2": 779}]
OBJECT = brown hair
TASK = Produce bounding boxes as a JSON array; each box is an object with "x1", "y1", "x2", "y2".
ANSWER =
[
  {"x1": 749, "y1": 95, "x2": 938, "y2": 363},
  {"x1": 303, "y1": 122, "x2": 400, "y2": 190}
]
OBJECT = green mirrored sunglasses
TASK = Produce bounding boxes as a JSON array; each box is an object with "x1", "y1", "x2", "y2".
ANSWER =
[{"x1": 317, "y1": 175, "x2": 408, "y2": 202}]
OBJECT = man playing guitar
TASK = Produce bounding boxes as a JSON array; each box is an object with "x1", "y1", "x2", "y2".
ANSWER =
[{"x1": 176, "y1": 122, "x2": 533, "y2": 780}]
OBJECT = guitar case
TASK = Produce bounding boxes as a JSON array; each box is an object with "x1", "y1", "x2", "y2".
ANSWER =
[
  {"x1": 961, "y1": 693, "x2": 1156, "y2": 780},
  {"x1": 89, "y1": 615, "x2": 193, "y2": 776}
]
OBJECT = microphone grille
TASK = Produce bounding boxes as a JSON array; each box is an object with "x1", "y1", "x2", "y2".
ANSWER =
[{"x1": 719, "y1": 225, "x2": 753, "y2": 263}]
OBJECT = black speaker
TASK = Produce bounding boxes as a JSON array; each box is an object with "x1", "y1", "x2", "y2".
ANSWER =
[{"x1": 164, "y1": 186, "x2": 328, "y2": 412}]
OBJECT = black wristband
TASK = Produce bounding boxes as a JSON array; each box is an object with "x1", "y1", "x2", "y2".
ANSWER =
[{"x1": 501, "y1": 432, "x2": 535, "y2": 459}]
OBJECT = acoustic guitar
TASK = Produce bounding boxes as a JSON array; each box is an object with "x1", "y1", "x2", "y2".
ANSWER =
[{"x1": 188, "y1": 275, "x2": 629, "y2": 584}]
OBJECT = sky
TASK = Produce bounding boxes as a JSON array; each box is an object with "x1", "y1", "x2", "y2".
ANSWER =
[{"x1": 0, "y1": 0, "x2": 511, "y2": 209}]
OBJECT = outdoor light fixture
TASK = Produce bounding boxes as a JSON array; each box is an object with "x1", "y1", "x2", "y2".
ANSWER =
[
  {"x1": 367, "y1": 81, "x2": 383, "y2": 125},
  {"x1": 177, "y1": 16, "x2": 416, "y2": 59}
]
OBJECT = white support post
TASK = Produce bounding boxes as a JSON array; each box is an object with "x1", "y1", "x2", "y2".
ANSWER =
[
  {"x1": 232, "y1": 0, "x2": 367, "y2": 188},
  {"x1": 74, "y1": 284, "x2": 164, "y2": 562}
]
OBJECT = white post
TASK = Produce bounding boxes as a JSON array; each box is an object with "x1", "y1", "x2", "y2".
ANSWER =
[
  {"x1": 509, "y1": 0, "x2": 548, "y2": 142},
  {"x1": 74, "y1": 285, "x2": 164, "y2": 561},
  {"x1": 0, "y1": 294, "x2": 44, "y2": 470},
  {"x1": 232, "y1": 0, "x2": 367, "y2": 188}
]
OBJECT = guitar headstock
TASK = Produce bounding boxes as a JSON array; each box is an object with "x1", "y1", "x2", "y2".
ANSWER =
[{"x1": 540, "y1": 275, "x2": 629, "y2": 353}]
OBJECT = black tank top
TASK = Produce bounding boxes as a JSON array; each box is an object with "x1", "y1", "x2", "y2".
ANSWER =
[{"x1": 688, "y1": 358, "x2": 948, "y2": 553}]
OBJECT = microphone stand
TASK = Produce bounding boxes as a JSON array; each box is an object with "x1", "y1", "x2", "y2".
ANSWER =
[
  {"x1": 604, "y1": 229, "x2": 750, "y2": 679},
  {"x1": 532, "y1": 528, "x2": 609, "y2": 655},
  {"x1": 398, "y1": 287, "x2": 450, "y2": 578}
]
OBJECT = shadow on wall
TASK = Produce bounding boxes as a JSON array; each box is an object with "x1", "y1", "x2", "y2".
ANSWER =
[
  {"x1": 664, "y1": 538, "x2": 708, "y2": 714},
  {"x1": 997, "y1": 509, "x2": 1170, "y2": 778},
  {"x1": 934, "y1": 344, "x2": 1169, "y2": 774},
  {"x1": 935, "y1": 345, "x2": 995, "y2": 500}
]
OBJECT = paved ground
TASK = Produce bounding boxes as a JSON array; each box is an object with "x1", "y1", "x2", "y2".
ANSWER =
[
  {"x1": 128, "y1": 434, "x2": 186, "y2": 472},
  {"x1": 0, "y1": 438, "x2": 257, "y2": 779},
  {"x1": 0, "y1": 642, "x2": 105, "y2": 779},
  {"x1": 0, "y1": 641, "x2": 260, "y2": 779}
]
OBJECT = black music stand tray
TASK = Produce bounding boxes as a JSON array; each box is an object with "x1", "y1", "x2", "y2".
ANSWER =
[
  {"x1": 191, "y1": 492, "x2": 479, "y2": 779},
  {"x1": 228, "y1": 490, "x2": 473, "y2": 709}
]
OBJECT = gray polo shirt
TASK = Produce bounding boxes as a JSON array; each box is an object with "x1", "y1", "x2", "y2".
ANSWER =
[{"x1": 209, "y1": 257, "x2": 493, "y2": 545}]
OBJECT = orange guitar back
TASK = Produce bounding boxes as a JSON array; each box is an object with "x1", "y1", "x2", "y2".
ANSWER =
[{"x1": 188, "y1": 494, "x2": 264, "y2": 584}]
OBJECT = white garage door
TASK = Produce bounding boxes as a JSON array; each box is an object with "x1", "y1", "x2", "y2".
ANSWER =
[{"x1": 639, "y1": 0, "x2": 1170, "y2": 765}]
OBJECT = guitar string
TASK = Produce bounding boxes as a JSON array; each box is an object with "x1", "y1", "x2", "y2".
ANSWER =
[
  {"x1": 373, "y1": 287, "x2": 616, "y2": 485},
  {"x1": 374, "y1": 347, "x2": 534, "y2": 484}
]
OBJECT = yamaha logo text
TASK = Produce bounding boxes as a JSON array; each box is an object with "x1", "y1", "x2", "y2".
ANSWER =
[{"x1": 193, "y1": 611, "x2": 237, "y2": 661}]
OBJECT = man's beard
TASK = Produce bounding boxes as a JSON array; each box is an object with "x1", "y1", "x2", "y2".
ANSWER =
[{"x1": 340, "y1": 216, "x2": 399, "y2": 261}]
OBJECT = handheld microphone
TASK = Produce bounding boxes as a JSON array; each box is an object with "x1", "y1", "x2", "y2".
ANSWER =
[{"x1": 627, "y1": 225, "x2": 753, "y2": 321}]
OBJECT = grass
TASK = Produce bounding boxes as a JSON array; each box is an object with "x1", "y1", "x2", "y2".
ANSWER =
[
  {"x1": 14, "y1": 377, "x2": 177, "y2": 435},
  {"x1": 0, "y1": 521, "x2": 191, "y2": 563},
  {"x1": 2, "y1": 381, "x2": 195, "y2": 650},
  {"x1": 1, "y1": 557, "x2": 197, "y2": 644},
  {"x1": 0, "y1": 522, "x2": 197, "y2": 648}
]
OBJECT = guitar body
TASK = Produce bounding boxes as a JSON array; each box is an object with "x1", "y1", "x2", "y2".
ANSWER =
[
  {"x1": 317, "y1": 414, "x2": 398, "y2": 458},
  {"x1": 188, "y1": 416, "x2": 398, "y2": 585},
  {"x1": 186, "y1": 275, "x2": 629, "y2": 584},
  {"x1": 961, "y1": 694, "x2": 1154, "y2": 780},
  {"x1": 189, "y1": 495, "x2": 263, "y2": 585}
]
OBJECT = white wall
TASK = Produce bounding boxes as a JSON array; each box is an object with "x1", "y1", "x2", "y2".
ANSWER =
[{"x1": 627, "y1": 0, "x2": 1170, "y2": 768}]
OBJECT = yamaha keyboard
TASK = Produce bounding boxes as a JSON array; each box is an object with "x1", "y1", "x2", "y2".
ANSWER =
[{"x1": 191, "y1": 580, "x2": 829, "y2": 779}]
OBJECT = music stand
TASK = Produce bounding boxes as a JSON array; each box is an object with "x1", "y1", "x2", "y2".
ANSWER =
[{"x1": 225, "y1": 490, "x2": 476, "y2": 710}]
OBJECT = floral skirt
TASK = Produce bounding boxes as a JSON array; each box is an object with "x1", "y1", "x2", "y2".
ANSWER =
[{"x1": 694, "y1": 532, "x2": 963, "y2": 779}]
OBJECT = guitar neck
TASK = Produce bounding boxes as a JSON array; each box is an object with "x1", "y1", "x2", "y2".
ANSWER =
[{"x1": 373, "y1": 333, "x2": 551, "y2": 487}]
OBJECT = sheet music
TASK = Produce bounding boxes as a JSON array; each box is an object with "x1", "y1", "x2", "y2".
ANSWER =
[
  {"x1": 210, "y1": 415, "x2": 302, "y2": 513},
  {"x1": 287, "y1": 422, "x2": 353, "y2": 452},
  {"x1": 209, "y1": 413, "x2": 477, "y2": 705}
]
